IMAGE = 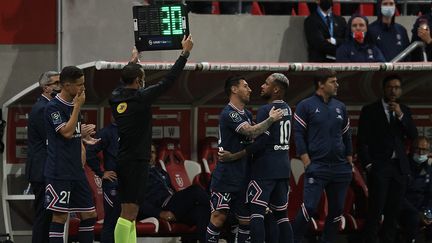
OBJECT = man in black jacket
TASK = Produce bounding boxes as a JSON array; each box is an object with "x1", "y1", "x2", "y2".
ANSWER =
[
  {"x1": 357, "y1": 74, "x2": 418, "y2": 243},
  {"x1": 304, "y1": 0, "x2": 346, "y2": 62}
]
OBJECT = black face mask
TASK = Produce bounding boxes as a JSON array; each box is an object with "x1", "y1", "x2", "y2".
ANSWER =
[
  {"x1": 319, "y1": 0, "x2": 333, "y2": 11},
  {"x1": 50, "y1": 89, "x2": 61, "y2": 98}
]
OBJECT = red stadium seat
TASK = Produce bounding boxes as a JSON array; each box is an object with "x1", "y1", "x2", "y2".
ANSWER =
[
  {"x1": 158, "y1": 139, "x2": 192, "y2": 191},
  {"x1": 359, "y1": 3, "x2": 374, "y2": 16},
  {"x1": 298, "y1": 2, "x2": 310, "y2": 16},
  {"x1": 212, "y1": 1, "x2": 220, "y2": 14},
  {"x1": 198, "y1": 137, "x2": 219, "y2": 188},
  {"x1": 251, "y1": 2, "x2": 263, "y2": 15},
  {"x1": 333, "y1": 2, "x2": 341, "y2": 16}
]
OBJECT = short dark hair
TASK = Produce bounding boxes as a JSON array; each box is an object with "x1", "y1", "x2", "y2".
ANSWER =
[
  {"x1": 60, "y1": 66, "x2": 84, "y2": 84},
  {"x1": 382, "y1": 74, "x2": 402, "y2": 89},
  {"x1": 121, "y1": 63, "x2": 143, "y2": 85},
  {"x1": 224, "y1": 76, "x2": 245, "y2": 97},
  {"x1": 314, "y1": 68, "x2": 337, "y2": 90}
]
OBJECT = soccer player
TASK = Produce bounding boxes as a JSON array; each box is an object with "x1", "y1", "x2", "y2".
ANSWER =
[
  {"x1": 109, "y1": 35, "x2": 193, "y2": 243},
  {"x1": 205, "y1": 76, "x2": 283, "y2": 243},
  {"x1": 218, "y1": 73, "x2": 293, "y2": 243},
  {"x1": 44, "y1": 66, "x2": 97, "y2": 243}
]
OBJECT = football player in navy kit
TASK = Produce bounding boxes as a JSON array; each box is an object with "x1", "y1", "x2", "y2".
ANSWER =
[
  {"x1": 205, "y1": 76, "x2": 284, "y2": 243},
  {"x1": 44, "y1": 66, "x2": 98, "y2": 243},
  {"x1": 218, "y1": 73, "x2": 293, "y2": 243}
]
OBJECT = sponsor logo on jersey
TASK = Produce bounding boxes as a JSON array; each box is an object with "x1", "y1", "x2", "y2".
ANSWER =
[{"x1": 116, "y1": 102, "x2": 128, "y2": 114}]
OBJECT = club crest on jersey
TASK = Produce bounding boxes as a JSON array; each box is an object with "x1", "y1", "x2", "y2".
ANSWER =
[
  {"x1": 175, "y1": 174, "x2": 184, "y2": 187},
  {"x1": 229, "y1": 111, "x2": 242, "y2": 122},
  {"x1": 117, "y1": 102, "x2": 128, "y2": 114},
  {"x1": 50, "y1": 111, "x2": 62, "y2": 125}
]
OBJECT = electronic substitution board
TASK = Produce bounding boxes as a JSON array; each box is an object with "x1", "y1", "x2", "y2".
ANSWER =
[{"x1": 133, "y1": 4, "x2": 189, "y2": 51}]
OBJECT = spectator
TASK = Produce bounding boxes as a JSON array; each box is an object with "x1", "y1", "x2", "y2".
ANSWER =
[
  {"x1": 399, "y1": 136, "x2": 432, "y2": 243},
  {"x1": 138, "y1": 144, "x2": 211, "y2": 242},
  {"x1": 411, "y1": 3, "x2": 432, "y2": 61},
  {"x1": 26, "y1": 71, "x2": 60, "y2": 243},
  {"x1": 369, "y1": 0, "x2": 410, "y2": 61},
  {"x1": 357, "y1": 75, "x2": 418, "y2": 243},
  {"x1": 304, "y1": 0, "x2": 347, "y2": 62},
  {"x1": 336, "y1": 14, "x2": 385, "y2": 62}
]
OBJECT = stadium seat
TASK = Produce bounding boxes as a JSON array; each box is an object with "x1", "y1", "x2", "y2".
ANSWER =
[
  {"x1": 359, "y1": 3, "x2": 374, "y2": 16},
  {"x1": 211, "y1": 1, "x2": 220, "y2": 14},
  {"x1": 251, "y1": 2, "x2": 263, "y2": 15},
  {"x1": 198, "y1": 137, "x2": 219, "y2": 188},
  {"x1": 333, "y1": 2, "x2": 341, "y2": 16},
  {"x1": 298, "y1": 2, "x2": 310, "y2": 16},
  {"x1": 288, "y1": 158, "x2": 328, "y2": 232},
  {"x1": 158, "y1": 139, "x2": 192, "y2": 191}
]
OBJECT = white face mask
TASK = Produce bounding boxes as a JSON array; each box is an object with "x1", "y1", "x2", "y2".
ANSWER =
[
  {"x1": 381, "y1": 6, "x2": 395, "y2": 17},
  {"x1": 413, "y1": 153, "x2": 428, "y2": 164}
]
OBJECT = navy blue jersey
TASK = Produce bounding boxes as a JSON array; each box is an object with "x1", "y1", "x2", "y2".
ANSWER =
[
  {"x1": 26, "y1": 95, "x2": 50, "y2": 183},
  {"x1": 251, "y1": 100, "x2": 292, "y2": 180},
  {"x1": 86, "y1": 123, "x2": 119, "y2": 178},
  {"x1": 211, "y1": 103, "x2": 253, "y2": 192},
  {"x1": 294, "y1": 94, "x2": 352, "y2": 164},
  {"x1": 109, "y1": 56, "x2": 187, "y2": 163},
  {"x1": 44, "y1": 95, "x2": 84, "y2": 180}
]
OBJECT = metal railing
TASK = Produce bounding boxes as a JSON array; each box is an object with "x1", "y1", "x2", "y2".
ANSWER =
[{"x1": 391, "y1": 41, "x2": 428, "y2": 62}]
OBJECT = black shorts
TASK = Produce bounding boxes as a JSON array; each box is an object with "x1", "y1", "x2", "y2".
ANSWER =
[
  {"x1": 117, "y1": 160, "x2": 149, "y2": 204},
  {"x1": 45, "y1": 179, "x2": 95, "y2": 213}
]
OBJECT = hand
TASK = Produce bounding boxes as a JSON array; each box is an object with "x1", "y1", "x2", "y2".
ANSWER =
[
  {"x1": 102, "y1": 171, "x2": 117, "y2": 182},
  {"x1": 81, "y1": 124, "x2": 96, "y2": 138},
  {"x1": 82, "y1": 136, "x2": 101, "y2": 145},
  {"x1": 300, "y1": 153, "x2": 311, "y2": 169},
  {"x1": 181, "y1": 34, "x2": 193, "y2": 52},
  {"x1": 130, "y1": 46, "x2": 140, "y2": 64},
  {"x1": 268, "y1": 107, "x2": 284, "y2": 122},
  {"x1": 218, "y1": 150, "x2": 234, "y2": 162},
  {"x1": 73, "y1": 91, "x2": 86, "y2": 107},
  {"x1": 418, "y1": 27, "x2": 432, "y2": 45},
  {"x1": 160, "y1": 211, "x2": 176, "y2": 222},
  {"x1": 388, "y1": 101, "x2": 402, "y2": 118}
]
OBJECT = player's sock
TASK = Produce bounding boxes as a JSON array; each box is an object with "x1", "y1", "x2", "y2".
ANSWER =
[
  {"x1": 250, "y1": 213, "x2": 265, "y2": 243},
  {"x1": 128, "y1": 220, "x2": 137, "y2": 243},
  {"x1": 274, "y1": 210, "x2": 293, "y2": 243},
  {"x1": 205, "y1": 222, "x2": 220, "y2": 243},
  {"x1": 237, "y1": 224, "x2": 250, "y2": 243},
  {"x1": 48, "y1": 222, "x2": 64, "y2": 243},
  {"x1": 115, "y1": 217, "x2": 132, "y2": 243},
  {"x1": 78, "y1": 217, "x2": 96, "y2": 243}
]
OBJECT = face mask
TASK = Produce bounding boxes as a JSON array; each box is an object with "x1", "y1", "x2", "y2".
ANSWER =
[
  {"x1": 319, "y1": 0, "x2": 333, "y2": 11},
  {"x1": 381, "y1": 6, "x2": 395, "y2": 17},
  {"x1": 352, "y1": 31, "x2": 366, "y2": 43},
  {"x1": 413, "y1": 153, "x2": 428, "y2": 164},
  {"x1": 50, "y1": 89, "x2": 61, "y2": 98}
]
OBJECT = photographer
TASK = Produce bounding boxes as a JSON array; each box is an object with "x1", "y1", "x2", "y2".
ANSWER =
[{"x1": 400, "y1": 136, "x2": 432, "y2": 242}]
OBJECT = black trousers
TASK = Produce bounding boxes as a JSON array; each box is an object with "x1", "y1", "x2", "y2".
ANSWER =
[
  {"x1": 165, "y1": 185, "x2": 210, "y2": 242},
  {"x1": 364, "y1": 161, "x2": 406, "y2": 243},
  {"x1": 31, "y1": 182, "x2": 52, "y2": 243}
]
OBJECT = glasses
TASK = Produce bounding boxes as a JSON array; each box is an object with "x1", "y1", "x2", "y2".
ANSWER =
[{"x1": 46, "y1": 81, "x2": 60, "y2": 86}]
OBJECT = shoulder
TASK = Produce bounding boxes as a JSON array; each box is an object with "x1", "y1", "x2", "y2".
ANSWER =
[{"x1": 296, "y1": 96, "x2": 314, "y2": 109}]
